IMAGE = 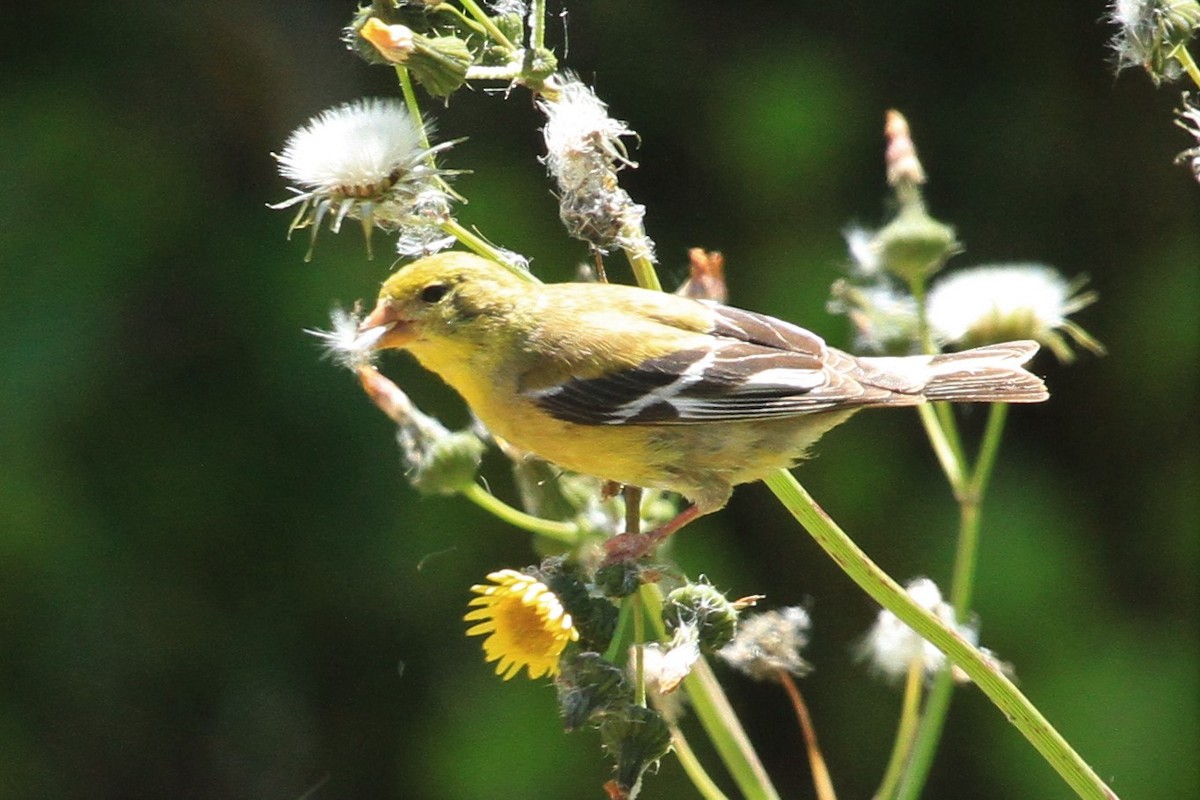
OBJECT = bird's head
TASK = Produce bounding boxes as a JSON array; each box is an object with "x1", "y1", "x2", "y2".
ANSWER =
[{"x1": 358, "y1": 251, "x2": 531, "y2": 352}]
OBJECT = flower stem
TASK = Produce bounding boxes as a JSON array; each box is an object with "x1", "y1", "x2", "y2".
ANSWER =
[
  {"x1": 916, "y1": 404, "x2": 967, "y2": 490},
  {"x1": 640, "y1": 584, "x2": 782, "y2": 800},
  {"x1": 620, "y1": 221, "x2": 663, "y2": 291},
  {"x1": 395, "y1": 66, "x2": 428, "y2": 146},
  {"x1": 873, "y1": 658, "x2": 924, "y2": 800},
  {"x1": 438, "y1": 219, "x2": 536, "y2": 280},
  {"x1": 762, "y1": 469, "x2": 1118, "y2": 800},
  {"x1": 892, "y1": 669, "x2": 954, "y2": 800},
  {"x1": 950, "y1": 402, "x2": 1008, "y2": 612},
  {"x1": 894, "y1": 402, "x2": 1010, "y2": 796},
  {"x1": 1172, "y1": 45, "x2": 1200, "y2": 89},
  {"x1": 530, "y1": 0, "x2": 547, "y2": 50},
  {"x1": 778, "y1": 671, "x2": 837, "y2": 800},
  {"x1": 459, "y1": 483, "x2": 578, "y2": 543},
  {"x1": 668, "y1": 725, "x2": 733, "y2": 800},
  {"x1": 632, "y1": 592, "x2": 647, "y2": 706},
  {"x1": 457, "y1": 0, "x2": 520, "y2": 52}
]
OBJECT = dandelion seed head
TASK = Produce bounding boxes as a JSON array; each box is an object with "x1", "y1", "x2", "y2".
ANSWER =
[
  {"x1": 276, "y1": 98, "x2": 425, "y2": 196},
  {"x1": 926, "y1": 264, "x2": 1103, "y2": 361},
  {"x1": 272, "y1": 98, "x2": 457, "y2": 257}
]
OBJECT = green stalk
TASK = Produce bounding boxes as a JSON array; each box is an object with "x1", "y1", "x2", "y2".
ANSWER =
[
  {"x1": 892, "y1": 669, "x2": 954, "y2": 800},
  {"x1": 640, "y1": 584, "x2": 781, "y2": 800},
  {"x1": 459, "y1": 483, "x2": 578, "y2": 543},
  {"x1": 619, "y1": 221, "x2": 663, "y2": 291},
  {"x1": 530, "y1": 0, "x2": 547, "y2": 50},
  {"x1": 893, "y1": 402, "x2": 1010, "y2": 797},
  {"x1": 762, "y1": 470, "x2": 1118, "y2": 800},
  {"x1": 438, "y1": 219, "x2": 536, "y2": 280},
  {"x1": 395, "y1": 66, "x2": 428, "y2": 148},
  {"x1": 915, "y1": 404, "x2": 967, "y2": 490},
  {"x1": 872, "y1": 658, "x2": 924, "y2": 800},
  {"x1": 668, "y1": 726, "x2": 733, "y2": 800},
  {"x1": 910, "y1": 278, "x2": 967, "y2": 474},
  {"x1": 632, "y1": 591, "x2": 647, "y2": 706},
  {"x1": 950, "y1": 403, "x2": 1008, "y2": 612},
  {"x1": 1172, "y1": 45, "x2": 1200, "y2": 89},
  {"x1": 457, "y1": 0, "x2": 520, "y2": 52}
]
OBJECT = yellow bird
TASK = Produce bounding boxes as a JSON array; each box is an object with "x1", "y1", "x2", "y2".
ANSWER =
[{"x1": 359, "y1": 252, "x2": 1047, "y2": 554}]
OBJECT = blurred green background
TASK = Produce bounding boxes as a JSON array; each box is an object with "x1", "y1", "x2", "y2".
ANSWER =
[{"x1": 2, "y1": 2, "x2": 1196, "y2": 798}]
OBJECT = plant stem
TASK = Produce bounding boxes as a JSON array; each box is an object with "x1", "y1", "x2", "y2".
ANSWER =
[
  {"x1": 619, "y1": 221, "x2": 663, "y2": 291},
  {"x1": 873, "y1": 658, "x2": 924, "y2": 800},
  {"x1": 530, "y1": 0, "x2": 547, "y2": 50},
  {"x1": 950, "y1": 403, "x2": 1008, "y2": 613},
  {"x1": 395, "y1": 67, "x2": 429, "y2": 145},
  {"x1": 438, "y1": 219, "x2": 536, "y2": 280},
  {"x1": 762, "y1": 470, "x2": 1118, "y2": 800},
  {"x1": 457, "y1": 0, "x2": 520, "y2": 52},
  {"x1": 915, "y1": 405, "x2": 967, "y2": 490},
  {"x1": 459, "y1": 483, "x2": 578, "y2": 542},
  {"x1": 668, "y1": 725, "x2": 732, "y2": 800},
  {"x1": 779, "y1": 671, "x2": 837, "y2": 800},
  {"x1": 632, "y1": 591, "x2": 647, "y2": 706},
  {"x1": 640, "y1": 584, "x2": 782, "y2": 800},
  {"x1": 895, "y1": 402, "x2": 1010, "y2": 796},
  {"x1": 1172, "y1": 45, "x2": 1200, "y2": 89},
  {"x1": 892, "y1": 669, "x2": 954, "y2": 800}
]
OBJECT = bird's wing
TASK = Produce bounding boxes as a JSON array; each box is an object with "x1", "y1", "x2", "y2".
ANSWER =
[{"x1": 527, "y1": 304, "x2": 893, "y2": 425}]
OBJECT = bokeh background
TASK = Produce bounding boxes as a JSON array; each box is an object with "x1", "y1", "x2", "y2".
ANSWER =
[{"x1": 2, "y1": 2, "x2": 1197, "y2": 798}]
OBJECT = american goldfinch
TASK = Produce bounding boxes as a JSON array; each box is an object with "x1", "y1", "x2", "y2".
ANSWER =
[{"x1": 360, "y1": 252, "x2": 1047, "y2": 550}]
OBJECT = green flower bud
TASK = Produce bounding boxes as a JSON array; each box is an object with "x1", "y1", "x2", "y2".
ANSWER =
[
  {"x1": 555, "y1": 652, "x2": 631, "y2": 731},
  {"x1": 594, "y1": 561, "x2": 642, "y2": 599},
  {"x1": 541, "y1": 560, "x2": 619, "y2": 652},
  {"x1": 876, "y1": 204, "x2": 960, "y2": 285},
  {"x1": 522, "y1": 46, "x2": 559, "y2": 84},
  {"x1": 403, "y1": 428, "x2": 484, "y2": 495},
  {"x1": 600, "y1": 704, "x2": 671, "y2": 798},
  {"x1": 663, "y1": 582, "x2": 739, "y2": 651},
  {"x1": 407, "y1": 35, "x2": 472, "y2": 97}
]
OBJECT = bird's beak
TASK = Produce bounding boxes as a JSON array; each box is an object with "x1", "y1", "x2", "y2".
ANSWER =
[{"x1": 358, "y1": 298, "x2": 415, "y2": 350}]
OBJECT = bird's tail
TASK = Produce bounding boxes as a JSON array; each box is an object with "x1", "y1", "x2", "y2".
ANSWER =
[{"x1": 855, "y1": 341, "x2": 1049, "y2": 404}]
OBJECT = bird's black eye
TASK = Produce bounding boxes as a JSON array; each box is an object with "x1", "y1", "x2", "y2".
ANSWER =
[{"x1": 419, "y1": 283, "x2": 450, "y2": 303}]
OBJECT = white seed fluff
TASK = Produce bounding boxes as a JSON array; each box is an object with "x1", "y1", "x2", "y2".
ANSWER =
[
  {"x1": 276, "y1": 98, "x2": 424, "y2": 194},
  {"x1": 926, "y1": 264, "x2": 1077, "y2": 343}
]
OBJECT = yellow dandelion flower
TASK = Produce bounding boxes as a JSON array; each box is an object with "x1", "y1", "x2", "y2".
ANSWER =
[{"x1": 465, "y1": 569, "x2": 580, "y2": 681}]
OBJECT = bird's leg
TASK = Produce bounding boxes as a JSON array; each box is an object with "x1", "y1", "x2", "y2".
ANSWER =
[{"x1": 601, "y1": 502, "x2": 704, "y2": 565}]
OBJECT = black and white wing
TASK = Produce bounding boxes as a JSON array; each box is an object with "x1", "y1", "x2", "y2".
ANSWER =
[{"x1": 528, "y1": 305, "x2": 898, "y2": 425}]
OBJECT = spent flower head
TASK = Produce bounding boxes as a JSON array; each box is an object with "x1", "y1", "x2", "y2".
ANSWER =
[
  {"x1": 926, "y1": 263, "x2": 1105, "y2": 362},
  {"x1": 1107, "y1": 0, "x2": 1200, "y2": 84},
  {"x1": 466, "y1": 569, "x2": 580, "y2": 680},
  {"x1": 718, "y1": 606, "x2": 813, "y2": 682},
  {"x1": 1176, "y1": 92, "x2": 1200, "y2": 181},
  {"x1": 828, "y1": 278, "x2": 920, "y2": 354},
  {"x1": 540, "y1": 74, "x2": 654, "y2": 259},
  {"x1": 271, "y1": 98, "x2": 456, "y2": 259},
  {"x1": 859, "y1": 577, "x2": 999, "y2": 684},
  {"x1": 639, "y1": 622, "x2": 701, "y2": 700}
]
